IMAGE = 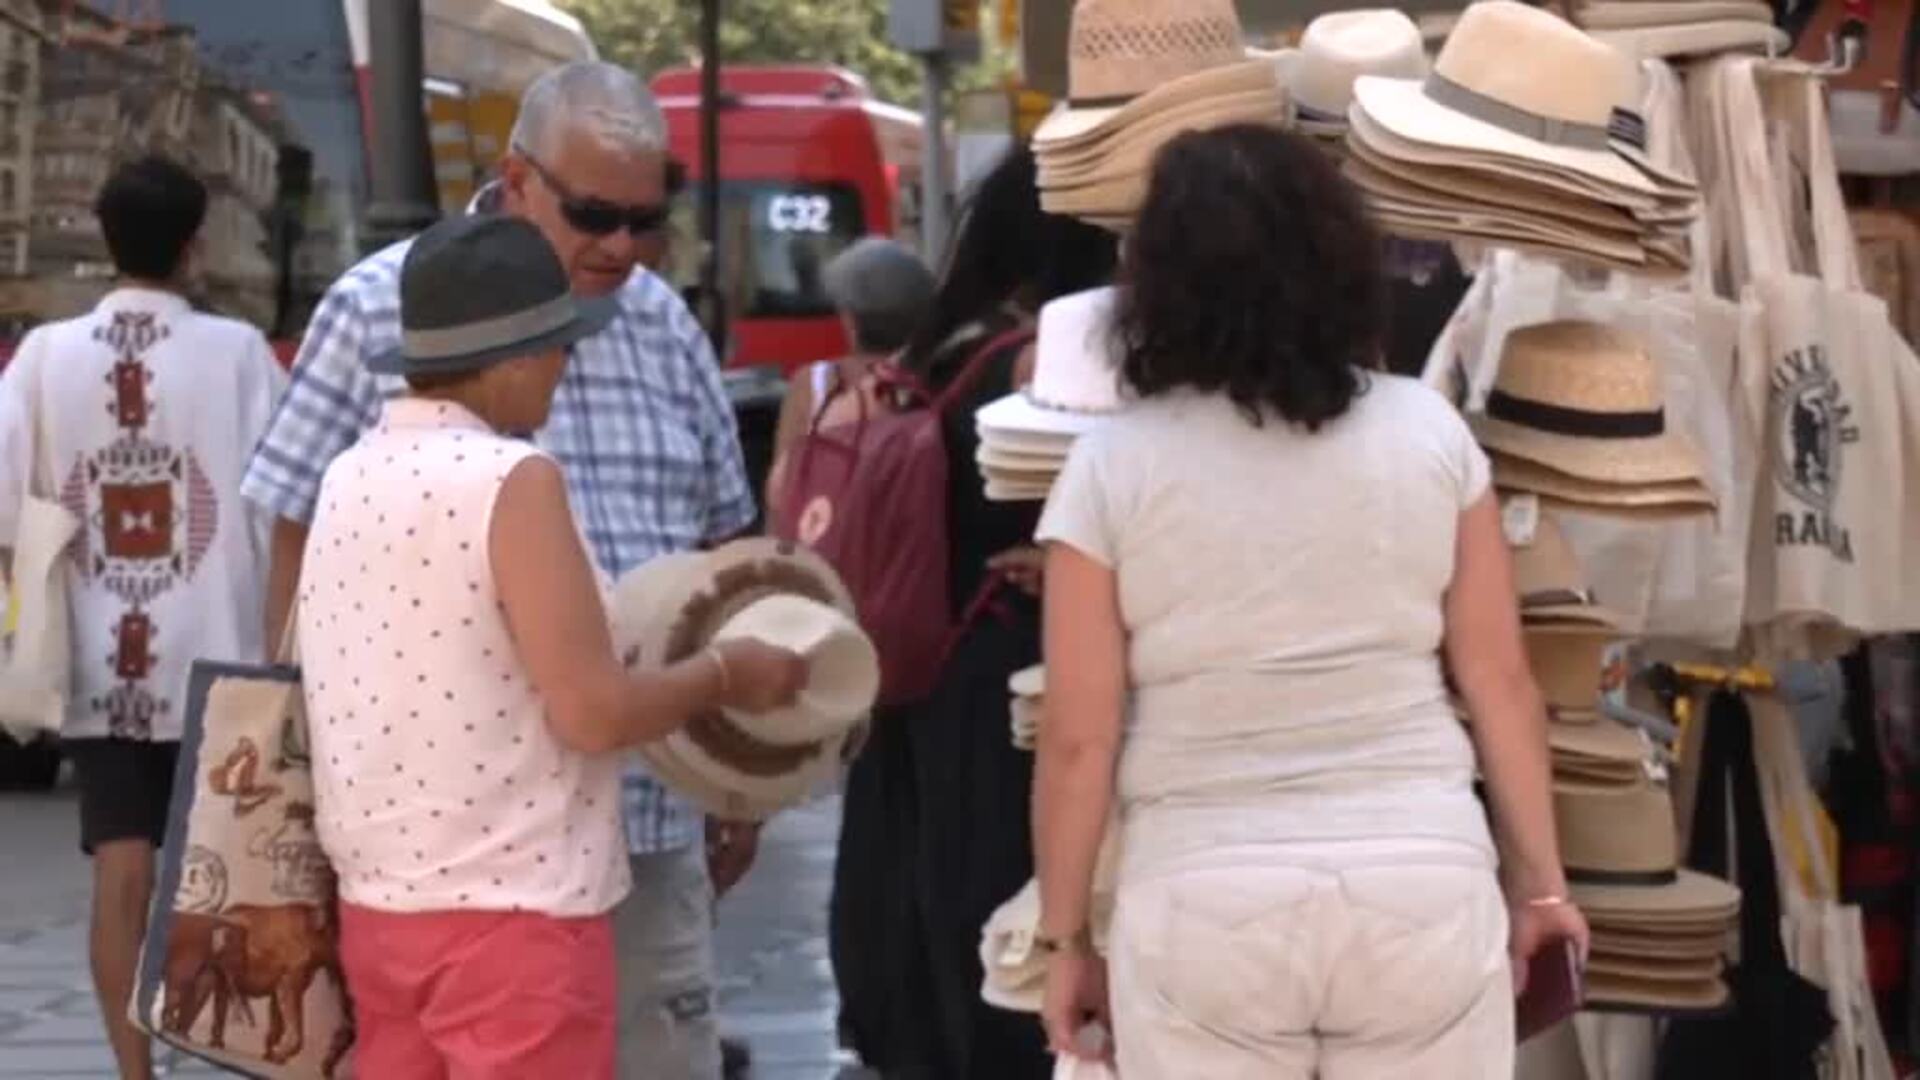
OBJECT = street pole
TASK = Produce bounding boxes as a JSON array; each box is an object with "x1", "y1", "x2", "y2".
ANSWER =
[
  {"x1": 919, "y1": 51, "x2": 952, "y2": 267},
  {"x1": 363, "y1": 0, "x2": 440, "y2": 253},
  {"x1": 698, "y1": 0, "x2": 728, "y2": 362}
]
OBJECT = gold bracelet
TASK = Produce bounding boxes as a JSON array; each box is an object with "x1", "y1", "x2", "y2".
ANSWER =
[{"x1": 1034, "y1": 928, "x2": 1091, "y2": 955}]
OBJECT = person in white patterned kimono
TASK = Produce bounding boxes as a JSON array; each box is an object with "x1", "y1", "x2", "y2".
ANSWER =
[{"x1": 0, "y1": 156, "x2": 284, "y2": 1080}]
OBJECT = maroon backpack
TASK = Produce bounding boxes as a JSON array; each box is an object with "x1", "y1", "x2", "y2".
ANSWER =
[{"x1": 775, "y1": 327, "x2": 1035, "y2": 706}]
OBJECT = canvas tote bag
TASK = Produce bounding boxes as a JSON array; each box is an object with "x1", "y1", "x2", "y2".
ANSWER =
[
  {"x1": 1749, "y1": 692, "x2": 1898, "y2": 1080},
  {"x1": 0, "y1": 350, "x2": 78, "y2": 741},
  {"x1": 133, "y1": 620, "x2": 354, "y2": 1078},
  {"x1": 1713, "y1": 58, "x2": 1920, "y2": 658}
]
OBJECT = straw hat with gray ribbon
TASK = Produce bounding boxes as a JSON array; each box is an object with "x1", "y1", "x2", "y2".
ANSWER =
[
  {"x1": 1264, "y1": 9, "x2": 1429, "y2": 140},
  {"x1": 369, "y1": 215, "x2": 616, "y2": 376}
]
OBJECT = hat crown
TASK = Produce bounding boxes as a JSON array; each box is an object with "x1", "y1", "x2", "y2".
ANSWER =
[
  {"x1": 1067, "y1": 0, "x2": 1247, "y2": 102},
  {"x1": 1555, "y1": 776, "x2": 1678, "y2": 877},
  {"x1": 399, "y1": 215, "x2": 571, "y2": 337},
  {"x1": 1432, "y1": 0, "x2": 1635, "y2": 128},
  {"x1": 1294, "y1": 9, "x2": 1428, "y2": 117},
  {"x1": 1495, "y1": 319, "x2": 1663, "y2": 413},
  {"x1": 1030, "y1": 286, "x2": 1125, "y2": 413}
]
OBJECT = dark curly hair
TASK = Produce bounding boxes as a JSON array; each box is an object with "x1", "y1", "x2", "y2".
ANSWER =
[{"x1": 1116, "y1": 124, "x2": 1384, "y2": 430}]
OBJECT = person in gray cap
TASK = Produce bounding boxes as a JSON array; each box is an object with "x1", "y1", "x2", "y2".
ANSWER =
[
  {"x1": 765, "y1": 236, "x2": 937, "y2": 511},
  {"x1": 298, "y1": 213, "x2": 804, "y2": 1077}
]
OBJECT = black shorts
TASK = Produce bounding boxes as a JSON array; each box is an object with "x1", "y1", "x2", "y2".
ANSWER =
[{"x1": 64, "y1": 738, "x2": 180, "y2": 855}]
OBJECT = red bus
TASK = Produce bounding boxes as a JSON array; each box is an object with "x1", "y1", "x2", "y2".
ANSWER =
[{"x1": 652, "y1": 64, "x2": 925, "y2": 375}]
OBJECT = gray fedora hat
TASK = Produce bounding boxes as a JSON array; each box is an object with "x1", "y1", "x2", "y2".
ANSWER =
[{"x1": 368, "y1": 215, "x2": 617, "y2": 376}]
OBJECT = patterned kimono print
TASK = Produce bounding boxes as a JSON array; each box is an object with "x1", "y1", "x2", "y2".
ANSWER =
[{"x1": 60, "y1": 311, "x2": 220, "y2": 738}]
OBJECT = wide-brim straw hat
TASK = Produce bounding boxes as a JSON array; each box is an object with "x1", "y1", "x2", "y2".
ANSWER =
[
  {"x1": 980, "y1": 824, "x2": 1123, "y2": 1012},
  {"x1": 1526, "y1": 624, "x2": 1620, "y2": 711},
  {"x1": 1038, "y1": 88, "x2": 1286, "y2": 173},
  {"x1": 1511, "y1": 514, "x2": 1625, "y2": 628},
  {"x1": 1588, "y1": 951, "x2": 1725, "y2": 984},
  {"x1": 1350, "y1": 2, "x2": 1666, "y2": 198},
  {"x1": 1034, "y1": 0, "x2": 1270, "y2": 147},
  {"x1": 1344, "y1": 137, "x2": 1648, "y2": 235},
  {"x1": 1592, "y1": 925, "x2": 1731, "y2": 960},
  {"x1": 976, "y1": 286, "x2": 1127, "y2": 441},
  {"x1": 1585, "y1": 969, "x2": 1731, "y2": 1011},
  {"x1": 609, "y1": 539, "x2": 875, "y2": 822},
  {"x1": 1575, "y1": 0, "x2": 1775, "y2": 30},
  {"x1": 1492, "y1": 453, "x2": 1717, "y2": 519},
  {"x1": 1590, "y1": 19, "x2": 1789, "y2": 59},
  {"x1": 1549, "y1": 711, "x2": 1648, "y2": 768},
  {"x1": 1472, "y1": 320, "x2": 1706, "y2": 486},
  {"x1": 1557, "y1": 776, "x2": 1742, "y2": 919}
]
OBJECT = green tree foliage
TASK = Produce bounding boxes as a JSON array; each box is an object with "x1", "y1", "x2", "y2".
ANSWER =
[{"x1": 559, "y1": 0, "x2": 925, "y2": 105}]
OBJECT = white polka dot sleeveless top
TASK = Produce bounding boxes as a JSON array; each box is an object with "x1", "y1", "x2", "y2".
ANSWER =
[{"x1": 299, "y1": 398, "x2": 630, "y2": 917}]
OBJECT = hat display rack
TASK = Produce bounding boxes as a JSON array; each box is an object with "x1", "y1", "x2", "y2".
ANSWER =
[{"x1": 975, "y1": 0, "x2": 1920, "y2": 1071}]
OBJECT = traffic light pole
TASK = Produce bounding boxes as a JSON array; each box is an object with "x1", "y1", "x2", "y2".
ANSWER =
[
  {"x1": 698, "y1": 0, "x2": 728, "y2": 361},
  {"x1": 919, "y1": 50, "x2": 952, "y2": 267}
]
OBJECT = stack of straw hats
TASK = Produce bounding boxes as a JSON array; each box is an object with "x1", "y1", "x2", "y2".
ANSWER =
[
  {"x1": 608, "y1": 539, "x2": 879, "y2": 822},
  {"x1": 976, "y1": 286, "x2": 1125, "y2": 502},
  {"x1": 981, "y1": 822, "x2": 1121, "y2": 1012},
  {"x1": 1558, "y1": 774, "x2": 1741, "y2": 1011},
  {"x1": 1343, "y1": 0, "x2": 1699, "y2": 275},
  {"x1": 1474, "y1": 321, "x2": 1714, "y2": 521},
  {"x1": 1009, "y1": 665, "x2": 1044, "y2": 751},
  {"x1": 1574, "y1": 0, "x2": 1787, "y2": 61},
  {"x1": 1033, "y1": 0, "x2": 1287, "y2": 228},
  {"x1": 1512, "y1": 514, "x2": 1627, "y2": 714},
  {"x1": 1262, "y1": 9, "x2": 1430, "y2": 153}
]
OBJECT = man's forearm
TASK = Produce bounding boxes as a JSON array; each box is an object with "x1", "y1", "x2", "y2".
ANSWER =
[{"x1": 265, "y1": 517, "x2": 308, "y2": 654}]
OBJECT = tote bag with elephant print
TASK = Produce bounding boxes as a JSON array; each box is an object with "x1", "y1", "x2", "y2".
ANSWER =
[{"x1": 134, "y1": 653, "x2": 354, "y2": 1079}]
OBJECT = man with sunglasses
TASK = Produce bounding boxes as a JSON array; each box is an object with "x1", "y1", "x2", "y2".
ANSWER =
[{"x1": 243, "y1": 62, "x2": 754, "y2": 1079}]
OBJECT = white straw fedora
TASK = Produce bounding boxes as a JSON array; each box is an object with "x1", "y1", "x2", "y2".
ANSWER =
[
  {"x1": 609, "y1": 539, "x2": 876, "y2": 821},
  {"x1": 1033, "y1": 0, "x2": 1271, "y2": 148},
  {"x1": 1471, "y1": 320, "x2": 1706, "y2": 486},
  {"x1": 1289, "y1": 10, "x2": 1429, "y2": 124},
  {"x1": 976, "y1": 286, "x2": 1126, "y2": 441},
  {"x1": 1351, "y1": 1, "x2": 1659, "y2": 197}
]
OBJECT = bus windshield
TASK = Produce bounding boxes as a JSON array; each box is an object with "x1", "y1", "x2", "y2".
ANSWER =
[{"x1": 668, "y1": 180, "x2": 866, "y2": 324}]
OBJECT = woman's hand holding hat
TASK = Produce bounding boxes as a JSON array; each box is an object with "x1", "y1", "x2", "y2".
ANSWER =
[{"x1": 709, "y1": 639, "x2": 809, "y2": 714}]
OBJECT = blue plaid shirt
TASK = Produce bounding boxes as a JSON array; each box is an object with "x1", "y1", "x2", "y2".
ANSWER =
[{"x1": 242, "y1": 241, "x2": 757, "y2": 854}]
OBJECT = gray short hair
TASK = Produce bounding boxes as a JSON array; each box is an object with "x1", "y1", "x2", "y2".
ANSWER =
[
  {"x1": 510, "y1": 61, "x2": 667, "y2": 159},
  {"x1": 824, "y1": 238, "x2": 937, "y2": 354}
]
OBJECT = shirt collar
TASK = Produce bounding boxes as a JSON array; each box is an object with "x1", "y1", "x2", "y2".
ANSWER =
[
  {"x1": 98, "y1": 286, "x2": 192, "y2": 317},
  {"x1": 379, "y1": 397, "x2": 495, "y2": 434}
]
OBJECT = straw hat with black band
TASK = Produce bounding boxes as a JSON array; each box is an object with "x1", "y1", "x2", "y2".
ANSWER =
[{"x1": 1472, "y1": 320, "x2": 1706, "y2": 488}]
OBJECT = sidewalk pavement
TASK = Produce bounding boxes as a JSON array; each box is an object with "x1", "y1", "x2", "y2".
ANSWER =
[{"x1": 0, "y1": 783, "x2": 858, "y2": 1078}]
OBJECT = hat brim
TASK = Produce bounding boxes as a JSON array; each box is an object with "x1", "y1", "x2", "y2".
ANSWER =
[
  {"x1": 609, "y1": 539, "x2": 867, "y2": 821},
  {"x1": 978, "y1": 391, "x2": 1114, "y2": 440},
  {"x1": 1352, "y1": 76, "x2": 1660, "y2": 199},
  {"x1": 367, "y1": 294, "x2": 618, "y2": 376},
  {"x1": 1549, "y1": 714, "x2": 1646, "y2": 763},
  {"x1": 1345, "y1": 139, "x2": 1649, "y2": 235},
  {"x1": 1475, "y1": 416, "x2": 1707, "y2": 487},
  {"x1": 1588, "y1": 20, "x2": 1789, "y2": 60},
  {"x1": 1033, "y1": 60, "x2": 1280, "y2": 148},
  {"x1": 1572, "y1": 868, "x2": 1741, "y2": 917},
  {"x1": 1585, "y1": 970, "x2": 1731, "y2": 1012},
  {"x1": 1591, "y1": 926, "x2": 1731, "y2": 960},
  {"x1": 1575, "y1": 0, "x2": 1775, "y2": 30}
]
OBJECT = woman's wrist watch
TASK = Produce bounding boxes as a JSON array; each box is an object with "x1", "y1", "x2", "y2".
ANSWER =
[{"x1": 1034, "y1": 927, "x2": 1092, "y2": 956}]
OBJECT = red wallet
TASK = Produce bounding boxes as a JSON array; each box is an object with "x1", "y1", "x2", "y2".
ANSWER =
[{"x1": 1516, "y1": 939, "x2": 1585, "y2": 1042}]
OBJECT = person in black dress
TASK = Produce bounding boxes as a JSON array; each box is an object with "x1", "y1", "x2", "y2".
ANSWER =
[{"x1": 829, "y1": 147, "x2": 1119, "y2": 1079}]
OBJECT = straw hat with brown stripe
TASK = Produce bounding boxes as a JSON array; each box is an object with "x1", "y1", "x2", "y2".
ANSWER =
[{"x1": 608, "y1": 539, "x2": 878, "y2": 821}]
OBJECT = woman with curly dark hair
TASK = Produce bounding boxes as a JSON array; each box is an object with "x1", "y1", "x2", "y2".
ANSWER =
[{"x1": 1030, "y1": 125, "x2": 1586, "y2": 1077}]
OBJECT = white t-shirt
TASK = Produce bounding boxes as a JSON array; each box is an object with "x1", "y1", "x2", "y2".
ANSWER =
[
  {"x1": 0, "y1": 288, "x2": 283, "y2": 741},
  {"x1": 1037, "y1": 374, "x2": 1495, "y2": 873},
  {"x1": 299, "y1": 399, "x2": 629, "y2": 917}
]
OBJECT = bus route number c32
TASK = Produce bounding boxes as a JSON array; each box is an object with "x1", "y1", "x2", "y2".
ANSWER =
[{"x1": 767, "y1": 194, "x2": 833, "y2": 235}]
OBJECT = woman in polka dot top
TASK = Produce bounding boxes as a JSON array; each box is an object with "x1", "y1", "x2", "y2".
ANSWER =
[{"x1": 295, "y1": 216, "x2": 805, "y2": 1077}]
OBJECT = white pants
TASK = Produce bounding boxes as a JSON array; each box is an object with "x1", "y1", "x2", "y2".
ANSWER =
[
  {"x1": 1109, "y1": 840, "x2": 1513, "y2": 1080},
  {"x1": 614, "y1": 845, "x2": 722, "y2": 1079}
]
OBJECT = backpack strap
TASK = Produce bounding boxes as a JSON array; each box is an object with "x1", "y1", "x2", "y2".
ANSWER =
[{"x1": 929, "y1": 326, "x2": 1038, "y2": 416}]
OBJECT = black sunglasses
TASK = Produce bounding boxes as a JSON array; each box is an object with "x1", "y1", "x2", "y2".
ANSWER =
[{"x1": 517, "y1": 148, "x2": 672, "y2": 237}]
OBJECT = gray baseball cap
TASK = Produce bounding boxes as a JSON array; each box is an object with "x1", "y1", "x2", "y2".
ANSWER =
[{"x1": 368, "y1": 215, "x2": 617, "y2": 376}]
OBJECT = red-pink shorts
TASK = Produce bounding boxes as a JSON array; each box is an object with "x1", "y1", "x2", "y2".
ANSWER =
[{"x1": 339, "y1": 903, "x2": 615, "y2": 1079}]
